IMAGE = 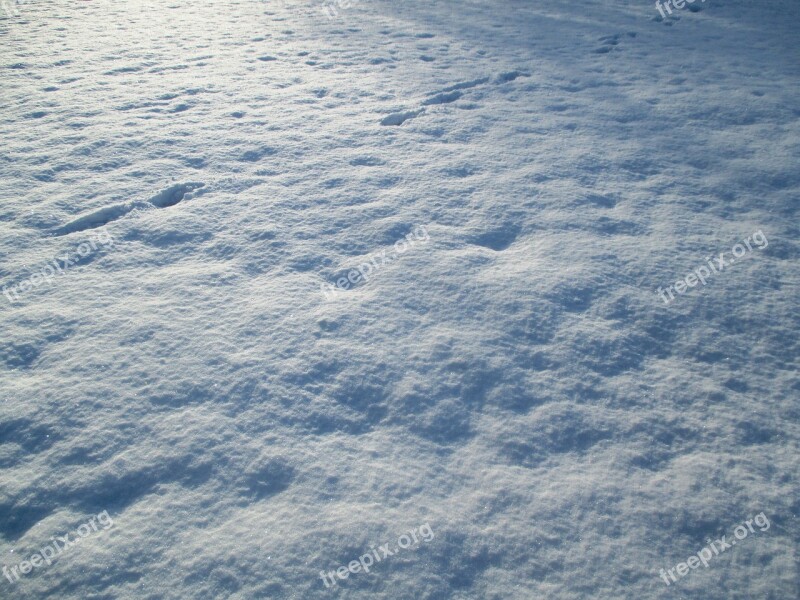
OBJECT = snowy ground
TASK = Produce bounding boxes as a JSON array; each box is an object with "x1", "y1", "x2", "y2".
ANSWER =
[{"x1": 1, "y1": 0, "x2": 799, "y2": 598}]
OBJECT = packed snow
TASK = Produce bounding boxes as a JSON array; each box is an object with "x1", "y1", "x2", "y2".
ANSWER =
[{"x1": 1, "y1": 0, "x2": 798, "y2": 598}]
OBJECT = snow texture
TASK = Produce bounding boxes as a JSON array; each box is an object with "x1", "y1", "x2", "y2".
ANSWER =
[{"x1": 0, "y1": 0, "x2": 798, "y2": 598}]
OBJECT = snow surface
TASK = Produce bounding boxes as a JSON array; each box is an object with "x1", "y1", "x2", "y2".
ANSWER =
[{"x1": 1, "y1": 0, "x2": 799, "y2": 598}]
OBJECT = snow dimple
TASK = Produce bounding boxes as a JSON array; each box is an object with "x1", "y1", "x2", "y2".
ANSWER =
[
  {"x1": 241, "y1": 457, "x2": 295, "y2": 501},
  {"x1": 0, "y1": 502, "x2": 52, "y2": 540},
  {"x1": 168, "y1": 103, "x2": 191, "y2": 113},
  {"x1": 584, "y1": 193, "x2": 618, "y2": 208},
  {"x1": 326, "y1": 268, "x2": 368, "y2": 291},
  {"x1": 240, "y1": 146, "x2": 277, "y2": 162},
  {"x1": 498, "y1": 404, "x2": 614, "y2": 469},
  {"x1": 349, "y1": 156, "x2": 385, "y2": 166},
  {"x1": 468, "y1": 225, "x2": 520, "y2": 251},
  {"x1": 0, "y1": 341, "x2": 42, "y2": 369},
  {"x1": 547, "y1": 283, "x2": 596, "y2": 314}
]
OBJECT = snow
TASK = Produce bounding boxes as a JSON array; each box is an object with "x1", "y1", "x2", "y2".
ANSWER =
[{"x1": 1, "y1": 0, "x2": 798, "y2": 598}]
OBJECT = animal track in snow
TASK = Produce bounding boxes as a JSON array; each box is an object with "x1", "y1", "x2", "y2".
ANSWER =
[
  {"x1": 379, "y1": 71, "x2": 528, "y2": 126},
  {"x1": 594, "y1": 32, "x2": 636, "y2": 54},
  {"x1": 54, "y1": 182, "x2": 206, "y2": 235}
]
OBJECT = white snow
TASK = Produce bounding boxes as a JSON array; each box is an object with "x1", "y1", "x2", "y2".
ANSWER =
[{"x1": 1, "y1": 0, "x2": 798, "y2": 598}]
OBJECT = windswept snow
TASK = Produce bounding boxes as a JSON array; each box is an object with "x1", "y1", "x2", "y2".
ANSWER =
[{"x1": 1, "y1": 0, "x2": 798, "y2": 599}]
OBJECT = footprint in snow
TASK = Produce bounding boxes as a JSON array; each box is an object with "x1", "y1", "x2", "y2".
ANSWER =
[
  {"x1": 380, "y1": 109, "x2": 424, "y2": 126},
  {"x1": 422, "y1": 91, "x2": 462, "y2": 106},
  {"x1": 149, "y1": 182, "x2": 206, "y2": 208},
  {"x1": 495, "y1": 71, "x2": 523, "y2": 83},
  {"x1": 53, "y1": 182, "x2": 206, "y2": 235}
]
